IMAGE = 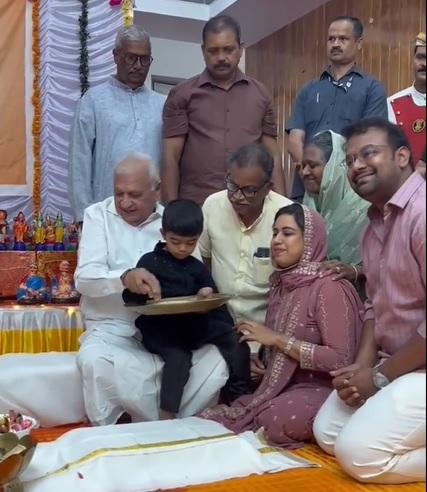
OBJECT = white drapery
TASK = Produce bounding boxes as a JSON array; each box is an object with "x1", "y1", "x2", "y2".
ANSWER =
[{"x1": 0, "y1": 0, "x2": 122, "y2": 222}]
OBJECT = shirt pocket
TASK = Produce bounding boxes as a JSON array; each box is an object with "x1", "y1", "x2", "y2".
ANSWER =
[
  {"x1": 303, "y1": 94, "x2": 327, "y2": 126},
  {"x1": 253, "y1": 256, "x2": 273, "y2": 287}
]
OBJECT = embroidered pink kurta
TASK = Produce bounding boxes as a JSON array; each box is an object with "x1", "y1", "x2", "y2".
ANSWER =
[
  {"x1": 363, "y1": 172, "x2": 426, "y2": 355},
  {"x1": 202, "y1": 206, "x2": 363, "y2": 448}
]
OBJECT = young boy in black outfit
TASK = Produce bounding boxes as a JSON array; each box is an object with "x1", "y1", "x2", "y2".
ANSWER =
[{"x1": 123, "y1": 199, "x2": 250, "y2": 420}]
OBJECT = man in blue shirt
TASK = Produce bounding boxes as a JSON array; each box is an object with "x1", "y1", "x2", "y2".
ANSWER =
[{"x1": 287, "y1": 16, "x2": 387, "y2": 200}]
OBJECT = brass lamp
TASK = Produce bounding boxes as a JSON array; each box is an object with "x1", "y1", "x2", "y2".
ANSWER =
[{"x1": 0, "y1": 433, "x2": 36, "y2": 492}]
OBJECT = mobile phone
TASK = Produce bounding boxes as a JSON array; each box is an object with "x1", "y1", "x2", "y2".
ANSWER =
[{"x1": 254, "y1": 247, "x2": 270, "y2": 258}]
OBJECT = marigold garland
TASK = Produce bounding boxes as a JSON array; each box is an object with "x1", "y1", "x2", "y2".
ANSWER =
[{"x1": 31, "y1": 0, "x2": 42, "y2": 214}]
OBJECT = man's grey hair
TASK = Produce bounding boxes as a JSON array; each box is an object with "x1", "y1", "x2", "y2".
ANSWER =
[
  {"x1": 114, "y1": 152, "x2": 159, "y2": 187},
  {"x1": 115, "y1": 25, "x2": 151, "y2": 50}
]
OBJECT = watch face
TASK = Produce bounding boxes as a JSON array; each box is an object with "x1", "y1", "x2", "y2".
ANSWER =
[{"x1": 373, "y1": 370, "x2": 389, "y2": 389}]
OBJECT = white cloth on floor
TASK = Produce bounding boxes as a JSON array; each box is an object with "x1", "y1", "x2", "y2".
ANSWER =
[
  {"x1": 21, "y1": 417, "x2": 315, "y2": 492},
  {"x1": 77, "y1": 329, "x2": 229, "y2": 424},
  {"x1": 313, "y1": 372, "x2": 426, "y2": 484}
]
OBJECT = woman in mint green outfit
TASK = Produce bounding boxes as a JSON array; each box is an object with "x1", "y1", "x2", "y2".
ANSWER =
[{"x1": 301, "y1": 130, "x2": 369, "y2": 285}]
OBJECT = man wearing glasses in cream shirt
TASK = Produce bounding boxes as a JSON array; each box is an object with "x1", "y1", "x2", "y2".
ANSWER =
[
  {"x1": 199, "y1": 144, "x2": 292, "y2": 363},
  {"x1": 69, "y1": 26, "x2": 165, "y2": 222}
]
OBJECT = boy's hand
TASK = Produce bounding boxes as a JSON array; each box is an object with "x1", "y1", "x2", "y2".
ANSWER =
[
  {"x1": 250, "y1": 355, "x2": 266, "y2": 382},
  {"x1": 197, "y1": 287, "x2": 214, "y2": 298}
]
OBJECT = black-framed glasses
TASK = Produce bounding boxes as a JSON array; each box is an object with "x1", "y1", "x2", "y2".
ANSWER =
[
  {"x1": 225, "y1": 175, "x2": 269, "y2": 200},
  {"x1": 345, "y1": 144, "x2": 391, "y2": 168},
  {"x1": 122, "y1": 53, "x2": 153, "y2": 67}
]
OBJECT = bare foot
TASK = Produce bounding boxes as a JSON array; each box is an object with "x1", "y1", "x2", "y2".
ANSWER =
[{"x1": 159, "y1": 410, "x2": 176, "y2": 420}]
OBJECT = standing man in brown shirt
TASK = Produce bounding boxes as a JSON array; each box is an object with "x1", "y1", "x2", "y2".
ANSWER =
[{"x1": 161, "y1": 15, "x2": 285, "y2": 205}]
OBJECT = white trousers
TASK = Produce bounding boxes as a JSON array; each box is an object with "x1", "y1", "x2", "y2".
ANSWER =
[
  {"x1": 77, "y1": 328, "x2": 228, "y2": 425},
  {"x1": 313, "y1": 372, "x2": 426, "y2": 484}
]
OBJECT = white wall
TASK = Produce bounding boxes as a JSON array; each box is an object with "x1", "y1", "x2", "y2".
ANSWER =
[
  {"x1": 147, "y1": 37, "x2": 204, "y2": 88},
  {"x1": 147, "y1": 36, "x2": 246, "y2": 89}
]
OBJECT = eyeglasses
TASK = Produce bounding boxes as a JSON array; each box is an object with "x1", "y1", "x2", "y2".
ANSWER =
[
  {"x1": 345, "y1": 144, "x2": 391, "y2": 168},
  {"x1": 122, "y1": 53, "x2": 153, "y2": 67},
  {"x1": 225, "y1": 176, "x2": 269, "y2": 200}
]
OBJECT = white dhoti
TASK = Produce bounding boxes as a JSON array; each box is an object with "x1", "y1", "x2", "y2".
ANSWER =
[
  {"x1": 21, "y1": 417, "x2": 315, "y2": 492},
  {"x1": 313, "y1": 372, "x2": 426, "y2": 484},
  {"x1": 77, "y1": 328, "x2": 229, "y2": 425}
]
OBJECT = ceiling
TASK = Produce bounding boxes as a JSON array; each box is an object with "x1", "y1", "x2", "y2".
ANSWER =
[{"x1": 134, "y1": 0, "x2": 329, "y2": 46}]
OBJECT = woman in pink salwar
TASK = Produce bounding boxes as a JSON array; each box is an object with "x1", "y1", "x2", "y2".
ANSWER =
[{"x1": 202, "y1": 204, "x2": 362, "y2": 448}]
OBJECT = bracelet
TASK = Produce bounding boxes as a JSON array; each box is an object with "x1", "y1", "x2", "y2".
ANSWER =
[
  {"x1": 300, "y1": 341, "x2": 315, "y2": 369},
  {"x1": 284, "y1": 336, "x2": 296, "y2": 355},
  {"x1": 351, "y1": 264, "x2": 359, "y2": 283}
]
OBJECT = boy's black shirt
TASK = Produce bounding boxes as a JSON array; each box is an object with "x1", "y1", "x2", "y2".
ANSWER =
[{"x1": 122, "y1": 241, "x2": 233, "y2": 329}]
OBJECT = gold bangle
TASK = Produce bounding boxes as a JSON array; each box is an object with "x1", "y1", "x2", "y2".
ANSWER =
[
  {"x1": 351, "y1": 264, "x2": 359, "y2": 283},
  {"x1": 300, "y1": 341, "x2": 315, "y2": 369}
]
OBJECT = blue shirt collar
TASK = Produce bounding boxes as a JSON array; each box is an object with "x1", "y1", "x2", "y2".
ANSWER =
[{"x1": 320, "y1": 65, "x2": 364, "y2": 81}]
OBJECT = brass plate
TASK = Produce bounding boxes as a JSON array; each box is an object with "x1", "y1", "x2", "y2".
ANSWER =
[{"x1": 126, "y1": 293, "x2": 232, "y2": 316}]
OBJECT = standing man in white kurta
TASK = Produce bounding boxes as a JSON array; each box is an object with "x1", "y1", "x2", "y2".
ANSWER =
[
  {"x1": 75, "y1": 154, "x2": 228, "y2": 425},
  {"x1": 69, "y1": 26, "x2": 165, "y2": 222}
]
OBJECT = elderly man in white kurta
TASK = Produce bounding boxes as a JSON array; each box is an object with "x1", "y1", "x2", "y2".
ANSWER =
[{"x1": 75, "y1": 154, "x2": 228, "y2": 425}]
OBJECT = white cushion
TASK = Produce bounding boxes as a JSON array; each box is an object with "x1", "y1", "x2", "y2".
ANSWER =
[
  {"x1": 0, "y1": 352, "x2": 85, "y2": 426},
  {"x1": 0, "y1": 346, "x2": 228, "y2": 427}
]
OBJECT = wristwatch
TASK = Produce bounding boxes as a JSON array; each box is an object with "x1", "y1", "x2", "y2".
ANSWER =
[{"x1": 372, "y1": 367, "x2": 390, "y2": 389}]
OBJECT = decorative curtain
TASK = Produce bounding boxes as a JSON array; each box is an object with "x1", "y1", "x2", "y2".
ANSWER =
[
  {"x1": 0, "y1": 0, "x2": 32, "y2": 216},
  {"x1": 39, "y1": 0, "x2": 122, "y2": 222},
  {"x1": 0, "y1": 0, "x2": 122, "y2": 222}
]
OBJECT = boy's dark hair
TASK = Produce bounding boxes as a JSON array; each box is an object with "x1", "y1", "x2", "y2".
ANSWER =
[
  {"x1": 331, "y1": 16, "x2": 364, "y2": 39},
  {"x1": 202, "y1": 15, "x2": 241, "y2": 45},
  {"x1": 162, "y1": 199, "x2": 204, "y2": 237}
]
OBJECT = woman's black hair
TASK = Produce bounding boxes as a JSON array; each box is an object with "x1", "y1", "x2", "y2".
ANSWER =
[{"x1": 274, "y1": 204, "x2": 305, "y2": 232}]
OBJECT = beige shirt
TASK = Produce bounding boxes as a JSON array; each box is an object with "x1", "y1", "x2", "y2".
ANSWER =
[{"x1": 199, "y1": 190, "x2": 292, "y2": 324}]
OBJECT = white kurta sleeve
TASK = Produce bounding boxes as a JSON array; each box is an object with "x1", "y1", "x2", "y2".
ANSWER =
[
  {"x1": 74, "y1": 205, "x2": 124, "y2": 297},
  {"x1": 69, "y1": 93, "x2": 97, "y2": 221}
]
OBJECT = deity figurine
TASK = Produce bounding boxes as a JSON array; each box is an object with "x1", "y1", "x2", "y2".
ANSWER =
[
  {"x1": 13, "y1": 211, "x2": 28, "y2": 250},
  {"x1": 33, "y1": 212, "x2": 46, "y2": 250},
  {"x1": 66, "y1": 221, "x2": 80, "y2": 251},
  {"x1": 54, "y1": 212, "x2": 65, "y2": 250},
  {"x1": 50, "y1": 260, "x2": 80, "y2": 303},
  {"x1": 0, "y1": 209, "x2": 8, "y2": 250},
  {"x1": 16, "y1": 263, "x2": 48, "y2": 304},
  {"x1": 44, "y1": 215, "x2": 56, "y2": 251}
]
